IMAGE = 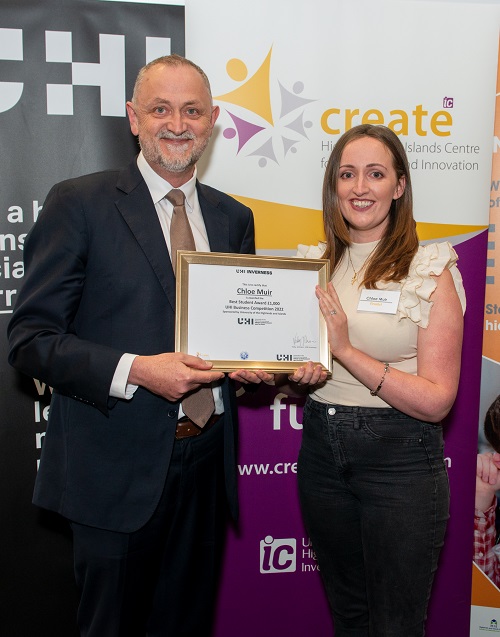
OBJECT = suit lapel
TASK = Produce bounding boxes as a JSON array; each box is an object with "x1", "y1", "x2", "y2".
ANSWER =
[
  {"x1": 115, "y1": 161, "x2": 177, "y2": 311},
  {"x1": 113, "y1": 167, "x2": 230, "y2": 314}
]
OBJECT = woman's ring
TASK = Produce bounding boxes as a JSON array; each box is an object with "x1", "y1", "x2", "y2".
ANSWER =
[{"x1": 330, "y1": 310, "x2": 337, "y2": 315}]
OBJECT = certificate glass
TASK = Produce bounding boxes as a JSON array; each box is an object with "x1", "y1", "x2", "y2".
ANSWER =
[{"x1": 175, "y1": 251, "x2": 331, "y2": 373}]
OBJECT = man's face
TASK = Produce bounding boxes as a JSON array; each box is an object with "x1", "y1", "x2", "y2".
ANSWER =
[{"x1": 126, "y1": 63, "x2": 219, "y2": 185}]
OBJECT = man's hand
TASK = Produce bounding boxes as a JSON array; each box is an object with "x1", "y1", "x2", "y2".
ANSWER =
[{"x1": 129, "y1": 353, "x2": 224, "y2": 402}]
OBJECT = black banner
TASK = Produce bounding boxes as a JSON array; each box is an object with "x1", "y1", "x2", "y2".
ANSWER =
[{"x1": 0, "y1": 1, "x2": 184, "y2": 633}]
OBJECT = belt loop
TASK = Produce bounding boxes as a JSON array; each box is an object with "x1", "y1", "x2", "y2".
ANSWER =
[{"x1": 353, "y1": 408, "x2": 361, "y2": 430}]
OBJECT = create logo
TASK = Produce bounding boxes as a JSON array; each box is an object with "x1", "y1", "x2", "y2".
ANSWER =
[
  {"x1": 260, "y1": 536, "x2": 297, "y2": 573},
  {"x1": 215, "y1": 47, "x2": 315, "y2": 166}
]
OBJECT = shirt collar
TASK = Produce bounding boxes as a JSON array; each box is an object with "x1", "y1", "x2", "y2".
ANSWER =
[{"x1": 136, "y1": 151, "x2": 197, "y2": 211}]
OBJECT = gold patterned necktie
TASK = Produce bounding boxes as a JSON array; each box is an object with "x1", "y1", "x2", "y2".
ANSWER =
[{"x1": 166, "y1": 189, "x2": 215, "y2": 427}]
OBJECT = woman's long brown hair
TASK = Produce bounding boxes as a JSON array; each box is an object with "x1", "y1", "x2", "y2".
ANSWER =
[{"x1": 322, "y1": 124, "x2": 419, "y2": 289}]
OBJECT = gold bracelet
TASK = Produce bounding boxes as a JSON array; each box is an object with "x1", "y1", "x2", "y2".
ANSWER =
[{"x1": 370, "y1": 362, "x2": 390, "y2": 396}]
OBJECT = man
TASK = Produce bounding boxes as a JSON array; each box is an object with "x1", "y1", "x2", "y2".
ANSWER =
[{"x1": 8, "y1": 55, "x2": 263, "y2": 637}]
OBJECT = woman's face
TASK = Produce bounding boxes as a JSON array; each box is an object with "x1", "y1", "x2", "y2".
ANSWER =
[{"x1": 336, "y1": 136, "x2": 405, "y2": 243}]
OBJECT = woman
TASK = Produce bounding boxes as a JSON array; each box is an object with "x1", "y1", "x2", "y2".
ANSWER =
[{"x1": 280, "y1": 124, "x2": 466, "y2": 636}]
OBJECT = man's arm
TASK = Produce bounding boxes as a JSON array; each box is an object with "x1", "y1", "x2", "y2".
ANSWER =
[{"x1": 7, "y1": 181, "x2": 122, "y2": 412}]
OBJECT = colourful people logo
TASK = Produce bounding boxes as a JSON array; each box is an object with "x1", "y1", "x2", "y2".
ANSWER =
[{"x1": 215, "y1": 47, "x2": 315, "y2": 166}]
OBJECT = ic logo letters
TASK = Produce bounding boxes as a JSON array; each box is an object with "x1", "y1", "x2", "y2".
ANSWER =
[
  {"x1": 260, "y1": 536, "x2": 297, "y2": 573},
  {"x1": 0, "y1": 27, "x2": 171, "y2": 116}
]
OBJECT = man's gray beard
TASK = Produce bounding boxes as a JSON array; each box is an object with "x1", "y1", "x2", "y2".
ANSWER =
[{"x1": 140, "y1": 133, "x2": 210, "y2": 174}]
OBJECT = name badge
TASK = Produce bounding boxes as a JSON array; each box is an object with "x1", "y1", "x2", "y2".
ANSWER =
[{"x1": 357, "y1": 289, "x2": 401, "y2": 314}]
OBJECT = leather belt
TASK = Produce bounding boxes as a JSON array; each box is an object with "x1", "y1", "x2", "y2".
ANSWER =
[{"x1": 175, "y1": 414, "x2": 222, "y2": 440}]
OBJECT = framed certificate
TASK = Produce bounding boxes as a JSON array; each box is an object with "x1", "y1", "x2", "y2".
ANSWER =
[{"x1": 175, "y1": 251, "x2": 332, "y2": 373}]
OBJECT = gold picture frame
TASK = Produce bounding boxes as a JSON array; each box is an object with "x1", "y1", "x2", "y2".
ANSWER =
[{"x1": 175, "y1": 251, "x2": 331, "y2": 373}]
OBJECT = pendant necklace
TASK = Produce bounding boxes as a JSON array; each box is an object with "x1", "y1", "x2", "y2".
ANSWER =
[{"x1": 347, "y1": 245, "x2": 378, "y2": 286}]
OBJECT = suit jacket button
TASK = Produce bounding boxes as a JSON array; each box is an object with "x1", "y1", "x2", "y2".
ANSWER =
[{"x1": 167, "y1": 410, "x2": 177, "y2": 419}]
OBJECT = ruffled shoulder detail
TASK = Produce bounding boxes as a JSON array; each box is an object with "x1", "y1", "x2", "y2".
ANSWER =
[
  {"x1": 296, "y1": 242, "x2": 326, "y2": 259},
  {"x1": 392, "y1": 241, "x2": 466, "y2": 327}
]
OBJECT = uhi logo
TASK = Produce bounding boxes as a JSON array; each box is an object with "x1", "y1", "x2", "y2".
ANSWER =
[
  {"x1": 259, "y1": 535, "x2": 297, "y2": 574},
  {"x1": 0, "y1": 27, "x2": 172, "y2": 116}
]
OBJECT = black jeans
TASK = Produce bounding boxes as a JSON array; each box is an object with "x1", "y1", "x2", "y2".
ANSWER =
[{"x1": 298, "y1": 398, "x2": 450, "y2": 637}]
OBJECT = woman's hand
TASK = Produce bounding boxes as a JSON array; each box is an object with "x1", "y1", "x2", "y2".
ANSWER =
[
  {"x1": 287, "y1": 361, "x2": 328, "y2": 386},
  {"x1": 315, "y1": 282, "x2": 352, "y2": 359},
  {"x1": 228, "y1": 369, "x2": 275, "y2": 385},
  {"x1": 274, "y1": 361, "x2": 328, "y2": 397}
]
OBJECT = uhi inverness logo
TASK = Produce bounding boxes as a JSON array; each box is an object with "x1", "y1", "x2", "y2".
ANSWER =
[
  {"x1": 259, "y1": 536, "x2": 319, "y2": 574},
  {"x1": 215, "y1": 47, "x2": 316, "y2": 167}
]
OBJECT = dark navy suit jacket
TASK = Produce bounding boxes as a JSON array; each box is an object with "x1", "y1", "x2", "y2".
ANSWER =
[{"x1": 8, "y1": 158, "x2": 255, "y2": 532}]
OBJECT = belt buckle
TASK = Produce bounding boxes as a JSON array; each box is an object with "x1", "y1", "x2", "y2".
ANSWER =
[
  {"x1": 175, "y1": 414, "x2": 222, "y2": 440},
  {"x1": 175, "y1": 418, "x2": 202, "y2": 440}
]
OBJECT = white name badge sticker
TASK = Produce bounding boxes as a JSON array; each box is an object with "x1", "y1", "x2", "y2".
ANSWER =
[{"x1": 357, "y1": 289, "x2": 401, "y2": 314}]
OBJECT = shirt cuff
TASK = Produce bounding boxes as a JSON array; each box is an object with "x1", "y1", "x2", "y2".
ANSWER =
[{"x1": 110, "y1": 353, "x2": 138, "y2": 399}]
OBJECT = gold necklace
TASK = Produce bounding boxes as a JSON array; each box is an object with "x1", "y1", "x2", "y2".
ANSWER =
[{"x1": 347, "y1": 245, "x2": 378, "y2": 285}]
